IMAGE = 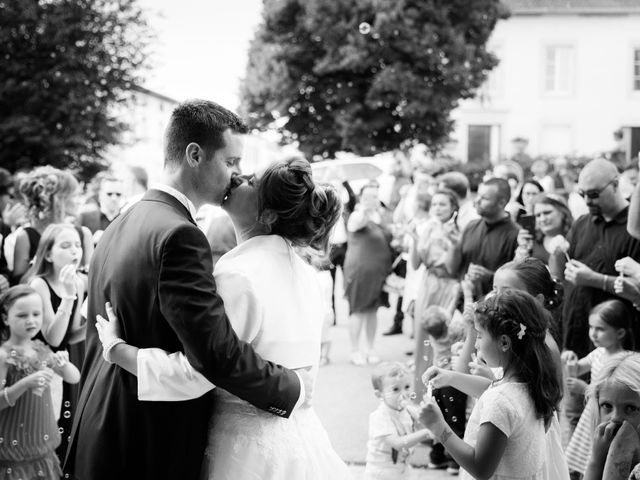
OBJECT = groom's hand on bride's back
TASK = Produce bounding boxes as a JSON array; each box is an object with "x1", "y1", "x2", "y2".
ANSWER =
[{"x1": 293, "y1": 366, "x2": 315, "y2": 408}]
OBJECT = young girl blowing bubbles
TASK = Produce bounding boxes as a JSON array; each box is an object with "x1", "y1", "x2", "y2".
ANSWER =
[
  {"x1": 421, "y1": 289, "x2": 562, "y2": 480},
  {"x1": 0, "y1": 285, "x2": 80, "y2": 480},
  {"x1": 563, "y1": 299, "x2": 633, "y2": 476},
  {"x1": 25, "y1": 223, "x2": 87, "y2": 459}
]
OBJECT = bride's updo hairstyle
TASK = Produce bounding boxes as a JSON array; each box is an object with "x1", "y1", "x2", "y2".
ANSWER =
[{"x1": 257, "y1": 156, "x2": 342, "y2": 256}]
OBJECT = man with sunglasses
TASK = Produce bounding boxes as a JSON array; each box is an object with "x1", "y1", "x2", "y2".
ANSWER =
[
  {"x1": 551, "y1": 159, "x2": 640, "y2": 441},
  {"x1": 553, "y1": 159, "x2": 640, "y2": 357},
  {"x1": 80, "y1": 174, "x2": 126, "y2": 244}
]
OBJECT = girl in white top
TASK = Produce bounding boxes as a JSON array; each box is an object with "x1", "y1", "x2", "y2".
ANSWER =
[
  {"x1": 421, "y1": 289, "x2": 563, "y2": 480},
  {"x1": 94, "y1": 156, "x2": 351, "y2": 479}
]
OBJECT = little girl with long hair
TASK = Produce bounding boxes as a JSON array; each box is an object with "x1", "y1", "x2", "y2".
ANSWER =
[
  {"x1": 25, "y1": 223, "x2": 87, "y2": 460},
  {"x1": 0, "y1": 285, "x2": 80, "y2": 479},
  {"x1": 456, "y1": 257, "x2": 564, "y2": 383},
  {"x1": 564, "y1": 299, "x2": 633, "y2": 476},
  {"x1": 583, "y1": 352, "x2": 640, "y2": 480},
  {"x1": 422, "y1": 289, "x2": 562, "y2": 479}
]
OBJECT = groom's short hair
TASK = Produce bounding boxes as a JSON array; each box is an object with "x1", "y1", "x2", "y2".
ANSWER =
[{"x1": 164, "y1": 99, "x2": 248, "y2": 169}]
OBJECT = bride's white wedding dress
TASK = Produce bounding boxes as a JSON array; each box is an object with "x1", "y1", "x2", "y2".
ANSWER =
[{"x1": 136, "y1": 235, "x2": 351, "y2": 480}]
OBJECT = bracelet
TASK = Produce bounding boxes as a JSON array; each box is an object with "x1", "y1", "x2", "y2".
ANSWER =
[
  {"x1": 602, "y1": 275, "x2": 608, "y2": 292},
  {"x1": 102, "y1": 338, "x2": 126, "y2": 363},
  {"x1": 3, "y1": 388, "x2": 15, "y2": 407}
]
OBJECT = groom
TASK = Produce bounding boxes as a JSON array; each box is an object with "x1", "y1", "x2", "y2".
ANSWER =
[{"x1": 65, "y1": 100, "x2": 306, "y2": 479}]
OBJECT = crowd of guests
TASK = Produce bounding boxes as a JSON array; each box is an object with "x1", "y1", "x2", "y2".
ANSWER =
[
  {"x1": 0, "y1": 164, "x2": 149, "y2": 479},
  {"x1": 3, "y1": 149, "x2": 640, "y2": 479},
  {"x1": 351, "y1": 153, "x2": 640, "y2": 479}
]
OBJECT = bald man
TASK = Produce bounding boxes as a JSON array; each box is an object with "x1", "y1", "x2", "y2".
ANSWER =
[
  {"x1": 550, "y1": 159, "x2": 640, "y2": 439},
  {"x1": 551, "y1": 159, "x2": 640, "y2": 357}
]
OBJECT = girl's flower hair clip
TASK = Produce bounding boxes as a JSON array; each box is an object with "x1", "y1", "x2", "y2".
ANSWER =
[{"x1": 517, "y1": 323, "x2": 527, "y2": 340}]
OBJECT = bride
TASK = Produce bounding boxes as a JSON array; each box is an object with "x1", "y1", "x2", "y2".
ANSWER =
[{"x1": 95, "y1": 156, "x2": 352, "y2": 479}]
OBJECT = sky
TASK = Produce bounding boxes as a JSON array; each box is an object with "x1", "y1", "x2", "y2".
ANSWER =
[{"x1": 137, "y1": 0, "x2": 264, "y2": 110}]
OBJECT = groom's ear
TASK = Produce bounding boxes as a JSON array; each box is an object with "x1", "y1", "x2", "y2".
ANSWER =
[
  {"x1": 184, "y1": 142, "x2": 203, "y2": 168},
  {"x1": 259, "y1": 209, "x2": 278, "y2": 230}
]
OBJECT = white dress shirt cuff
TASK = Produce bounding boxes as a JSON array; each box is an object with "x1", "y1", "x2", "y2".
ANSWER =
[
  {"x1": 293, "y1": 370, "x2": 306, "y2": 411},
  {"x1": 137, "y1": 348, "x2": 215, "y2": 401}
]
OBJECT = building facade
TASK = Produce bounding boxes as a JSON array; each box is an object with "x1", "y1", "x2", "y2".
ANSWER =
[
  {"x1": 449, "y1": 0, "x2": 640, "y2": 164},
  {"x1": 104, "y1": 86, "x2": 179, "y2": 184}
]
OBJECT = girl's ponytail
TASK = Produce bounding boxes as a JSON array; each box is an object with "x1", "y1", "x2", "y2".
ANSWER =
[{"x1": 590, "y1": 299, "x2": 635, "y2": 350}]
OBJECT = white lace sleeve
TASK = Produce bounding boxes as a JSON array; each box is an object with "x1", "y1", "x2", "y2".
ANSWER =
[{"x1": 137, "y1": 348, "x2": 215, "y2": 401}]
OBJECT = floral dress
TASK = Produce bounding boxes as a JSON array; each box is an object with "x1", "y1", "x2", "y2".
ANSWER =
[{"x1": 0, "y1": 341, "x2": 62, "y2": 480}]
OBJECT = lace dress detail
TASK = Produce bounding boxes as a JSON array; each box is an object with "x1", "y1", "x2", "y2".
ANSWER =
[
  {"x1": 204, "y1": 389, "x2": 350, "y2": 480},
  {"x1": 0, "y1": 341, "x2": 62, "y2": 480}
]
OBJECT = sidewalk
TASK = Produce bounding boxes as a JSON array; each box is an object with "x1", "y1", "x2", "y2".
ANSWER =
[{"x1": 313, "y1": 281, "x2": 453, "y2": 479}]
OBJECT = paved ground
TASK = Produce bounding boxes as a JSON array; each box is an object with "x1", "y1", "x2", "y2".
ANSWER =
[{"x1": 313, "y1": 274, "x2": 453, "y2": 479}]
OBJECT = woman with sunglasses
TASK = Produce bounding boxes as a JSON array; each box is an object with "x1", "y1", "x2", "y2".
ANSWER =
[{"x1": 514, "y1": 193, "x2": 573, "y2": 264}]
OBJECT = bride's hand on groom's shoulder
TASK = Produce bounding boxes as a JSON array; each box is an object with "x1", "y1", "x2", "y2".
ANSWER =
[{"x1": 294, "y1": 366, "x2": 315, "y2": 408}]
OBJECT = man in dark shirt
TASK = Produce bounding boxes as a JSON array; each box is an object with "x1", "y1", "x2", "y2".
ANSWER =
[
  {"x1": 446, "y1": 177, "x2": 519, "y2": 297},
  {"x1": 551, "y1": 158, "x2": 640, "y2": 357},
  {"x1": 81, "y1": 174, "x2": 125, "y2": 244}
]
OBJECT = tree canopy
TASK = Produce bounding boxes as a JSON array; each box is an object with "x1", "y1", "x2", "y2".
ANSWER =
[
  {"x1": 0, "y1": 0, "x2": 150, "y2": 177},
  {"x1": 241, "y1": 0, "x2": 509, "y2": 159}
]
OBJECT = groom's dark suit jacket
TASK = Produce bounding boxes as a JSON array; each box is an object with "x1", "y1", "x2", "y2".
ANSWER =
[{"x1": 65, "y1": 190, "x2": 300, "y2": 480}]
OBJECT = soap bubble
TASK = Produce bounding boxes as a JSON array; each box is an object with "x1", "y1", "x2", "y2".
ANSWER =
[
  {"x1": 63, "y1": 410, "x2": 71, "y2": 419},
  {"x1": 64, "y1": 401, "x2": 71, "y2": 408},
  {"x1": 359, "y1": 22, "x2": 371, "y2": 35},
  {"x1": 452, "y1": 416, "x2": 458, "y2": 422}
]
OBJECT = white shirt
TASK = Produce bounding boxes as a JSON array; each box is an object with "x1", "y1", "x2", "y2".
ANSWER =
[
  {"x1": 136, "y1": 235, "x2": 312, "y2": 410},
  {"x1": 462, "y1": 382, "x2": 547, "y2": 480},
  {"x1": 149, "y1": 183, "x2": 198, "y2": 220}
]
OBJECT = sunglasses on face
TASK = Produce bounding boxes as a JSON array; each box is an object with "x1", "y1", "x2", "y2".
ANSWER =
[{"x1": 578, "y1": 178, "x2": 617, "y2": 200}]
